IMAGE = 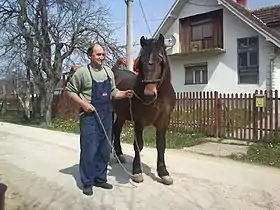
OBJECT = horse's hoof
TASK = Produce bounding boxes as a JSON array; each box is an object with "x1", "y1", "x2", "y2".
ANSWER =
[
  {"x1": 116, "y1": 155, "x2": 126, "y2": 163},
  {"x1": 161, "y1": 176, "x2": 173, "y2": 185},
  {"x1": 132, "y1": 173, "x2": 144, "y2": 183}
]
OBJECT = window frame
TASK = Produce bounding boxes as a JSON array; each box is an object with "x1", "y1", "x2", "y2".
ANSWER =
[
  {"x1": 190, "y1": 19, "x2": 213, "y2": 41},
  {"x1": 237, "y1": 36, "x2": 259, "y2": 84},
  {"x1": 184, "y1": 62, "x2": 208, "y2": 85}
]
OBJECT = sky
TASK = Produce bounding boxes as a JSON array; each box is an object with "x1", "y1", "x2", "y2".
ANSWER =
[{"x1": 105, "y1": 0, "x2": 280, "y2": 57}]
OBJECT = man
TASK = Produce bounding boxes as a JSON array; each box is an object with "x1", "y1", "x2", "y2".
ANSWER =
[{"x1": 66, "y1": 43, "x2": 133, "y2": 196}]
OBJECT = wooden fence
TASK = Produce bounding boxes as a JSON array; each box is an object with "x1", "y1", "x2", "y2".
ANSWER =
[
  {"x1": 2, "y1": 89, "x2": 280, "y2": 142},
  {"x1": 170, "y1": 90, "x2": 279, "y2": 142}
]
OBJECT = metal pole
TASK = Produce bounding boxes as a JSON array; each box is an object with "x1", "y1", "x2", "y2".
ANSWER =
[{"x1": 126, "y1": 0, "x2": 134, "y2": 71}]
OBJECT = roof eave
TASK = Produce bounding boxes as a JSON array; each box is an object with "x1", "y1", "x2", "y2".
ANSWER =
[
  {"x1": 152, "y1": 0, "x2": 182, "y2": 38},
  {"x1": 219, "y1": 0, "x2": 280, "y2": 48}
]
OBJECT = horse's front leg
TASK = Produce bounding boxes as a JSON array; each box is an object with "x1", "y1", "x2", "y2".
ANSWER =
[
  {"x1": 131, "y1": 121, "x2": 144, "y2": 183},
  {"x1": 156, "y1": 125, "x2": 173, "y2": 185}
]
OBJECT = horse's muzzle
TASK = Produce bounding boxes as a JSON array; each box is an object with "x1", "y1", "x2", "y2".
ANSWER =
[{"x1": 144, "y1": 84, "x2": 157, "y2": 96}]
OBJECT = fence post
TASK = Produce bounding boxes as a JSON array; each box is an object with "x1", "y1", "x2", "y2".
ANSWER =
[
  {"x1": 275, "y1": 90, "x2": 278, "y2": 137},
  {"x1": 252, "y1": 90, "x2": 258, "y2": 141},
  {"x1": 214, "y1": 91, "x2": 220, "y2": 138}
]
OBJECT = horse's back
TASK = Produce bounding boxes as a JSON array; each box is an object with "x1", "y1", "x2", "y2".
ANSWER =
[{"x1": 112, "y1": 68, "x2": 138, "y2": 90}]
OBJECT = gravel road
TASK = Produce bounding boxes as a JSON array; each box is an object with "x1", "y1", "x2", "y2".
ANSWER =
[{"x1": 0, "y1": 122, "x2": 280, "y2": 210}]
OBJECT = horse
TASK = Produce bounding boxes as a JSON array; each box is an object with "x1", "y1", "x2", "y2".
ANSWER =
[{"x1": 111, "y1": 34, "x2": 176, "y2": 185}]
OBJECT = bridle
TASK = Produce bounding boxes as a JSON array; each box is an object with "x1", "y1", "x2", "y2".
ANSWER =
[
  {"x1": 141, "y1": 50, "x2": 165, "y2": 88},
  {"x1": 133, "y1": 50, "x2": 166, "y2": 105}
]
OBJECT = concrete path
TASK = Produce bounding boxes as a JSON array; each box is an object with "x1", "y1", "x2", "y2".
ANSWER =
[
  {"x1": 1, "y1": 122, "x2": 280, "y2": 210},
  {"x1": 183, "y1": 142, "x2": 248, "y2": 157}
]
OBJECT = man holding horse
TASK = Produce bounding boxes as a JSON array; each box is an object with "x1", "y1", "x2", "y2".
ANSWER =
[{"x1": 66, "y1": 43, "x2": 134, "y2": 196}]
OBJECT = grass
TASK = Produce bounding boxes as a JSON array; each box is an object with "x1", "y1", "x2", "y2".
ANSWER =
[
  {"x1": 0, "y1": 115, "x2": 206, "y2": 149},
  {"x1": 227, "y1": 134, "x2": 280, "y2": 168},
  {"x1": 0, "y1": 114, "x2": 41, "y2": 126},
  {"x1": 118, "y1": 122, "x2": 206, "y2": 149}
]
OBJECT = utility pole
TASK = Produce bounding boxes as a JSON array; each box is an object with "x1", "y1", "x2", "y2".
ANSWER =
[{"x1": 125, "y1": 0, "x2": 133, "y2": 71}]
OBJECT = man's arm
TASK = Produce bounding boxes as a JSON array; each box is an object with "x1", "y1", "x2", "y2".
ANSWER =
[
  {"x1": 107, "y1": 67, "x2": 133, "y2": 100},
  {"x1": 66, "y1": 68, "x2": 95, "y2": 112},
  {"x1": 113, "y1": 90, "x2": 134, "y2": 99}
]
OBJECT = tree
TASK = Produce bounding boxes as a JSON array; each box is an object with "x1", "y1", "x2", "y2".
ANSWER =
[{"x1": 0, "y1": 0, "x2": 124, "y2": 125}]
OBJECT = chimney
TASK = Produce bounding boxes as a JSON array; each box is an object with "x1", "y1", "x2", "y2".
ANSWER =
[{"x1": 236, "y1": 0, "x2": 247, "y2": 7}]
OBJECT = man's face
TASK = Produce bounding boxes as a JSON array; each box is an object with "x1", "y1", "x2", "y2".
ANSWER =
[{"x1": 90, "y1": 45, "x2": 105, "y2": 67}]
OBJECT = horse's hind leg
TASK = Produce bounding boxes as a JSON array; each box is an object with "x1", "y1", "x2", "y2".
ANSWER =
[
  {"x1": 131, "y1": 122, "x2": 144, "y2": 183},
  {"x1": 112, "y1": 116, "x2": 126, "y2": 163},
  {"x1": 156, "y1": 124, "x2": 173, "y2": 185}
]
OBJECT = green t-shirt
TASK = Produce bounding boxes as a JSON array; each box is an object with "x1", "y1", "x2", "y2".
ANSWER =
[{"x1": 66, "y1": 65, "x2": 119, "y2": 102}]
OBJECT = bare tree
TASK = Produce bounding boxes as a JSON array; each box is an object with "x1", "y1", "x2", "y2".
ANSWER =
[{"x1": 0, "y1": 0, "x2": 124, "y2": 125}]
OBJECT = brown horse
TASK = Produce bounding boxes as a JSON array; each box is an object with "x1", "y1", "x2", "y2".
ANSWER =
[{"x1": 111, "y1": 34, "x2": 176, "y2": 185}]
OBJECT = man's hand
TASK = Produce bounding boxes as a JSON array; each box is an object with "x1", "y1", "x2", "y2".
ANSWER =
[
  {"x1": 82, "y1": 103, "x2": 95, "y2": 113},
  {"x1": 125, "y1": 90, "x2": 134, "y2": 99}
]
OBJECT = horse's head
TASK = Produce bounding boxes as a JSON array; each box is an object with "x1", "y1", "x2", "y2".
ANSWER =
[{"x1": 137, "y1": 34, "x2": 166, "y2": 101}]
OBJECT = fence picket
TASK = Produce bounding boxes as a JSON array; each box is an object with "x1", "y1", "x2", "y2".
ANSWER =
[{"x1": 3, "y1": 89, "x2": 280, "y2": 142}]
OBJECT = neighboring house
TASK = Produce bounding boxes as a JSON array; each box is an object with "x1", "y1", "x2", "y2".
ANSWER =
[{"x1": 153, "y1": 0, "x2": 280, "y2": 94}]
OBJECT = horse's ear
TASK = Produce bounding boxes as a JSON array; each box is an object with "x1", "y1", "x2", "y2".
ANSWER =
[
  {"x1": 140, "y1": 36, "x2": 146, "y2": 47},
  {"x1": 157, "y1": 34, "x2": 165, "y2": 47}
]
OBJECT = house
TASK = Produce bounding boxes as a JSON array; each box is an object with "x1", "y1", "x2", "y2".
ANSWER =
[{"x1": 153, "y1": 0, "x2": 280, "y2": 94}]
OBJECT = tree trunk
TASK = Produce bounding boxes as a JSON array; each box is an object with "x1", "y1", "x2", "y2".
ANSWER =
[
  {"x1": 18, "y1": 94, "x2": 31, "y2": 120},
  {"x1": 38, "y1": 81, "x2": 56, "y2": 126}
]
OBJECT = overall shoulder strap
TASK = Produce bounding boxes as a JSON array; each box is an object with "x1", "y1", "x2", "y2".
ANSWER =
[
  {"x1": 103, "y1": 66, "x2": 111, "y2": 81},
  {"x1": 87, "y1": 64, "x2": 94, "y2": 81}
]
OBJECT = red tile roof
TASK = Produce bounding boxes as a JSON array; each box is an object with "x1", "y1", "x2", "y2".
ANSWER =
[
  {"x1": 251, "y1": 5, "x2": 280, "y2": 25},
  {"x1": 222, "y1": 0, "x2": 280, "y2": 42}
]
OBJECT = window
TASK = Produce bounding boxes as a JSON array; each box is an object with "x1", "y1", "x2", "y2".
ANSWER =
[
  {"x1": 237, "y1": 36, "x2": 259, "y2": 84},
  {"x1": 185, "y1": 63, "x2": 208, "y2": 85},
  {"x1": 191, "y1": 19, "x2": 213, "y2": 41}
]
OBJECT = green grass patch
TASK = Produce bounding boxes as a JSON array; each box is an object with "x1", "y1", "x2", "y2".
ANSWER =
[
  {"x1": 50, "y1": 118, "x2": 206, "y2": 149},
  {"x1": 50, "y1": 118, "x2": 80, "y2": 133},
  {"x1": 119, "y1": 122, "x2": 206, "y2": 149},
  {"x1": 0, "y1": 114, "x2": 40, "y2": 126},
  {"x1": 0, "y1": 115, "x2": 206, "y2": 149},
  {"x1": 227, "y1": 134, "x2": 280, "y2": 168}
]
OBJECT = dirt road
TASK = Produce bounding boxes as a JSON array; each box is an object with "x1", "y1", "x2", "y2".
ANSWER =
[{"x1": 1, "y1": 122, "x2": 280, "y2": 210}]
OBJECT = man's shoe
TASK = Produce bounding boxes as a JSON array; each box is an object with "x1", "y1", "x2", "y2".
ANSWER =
[
  {"x1": 93, "y1": 182, "x2": 113, "y2": 189},
  {"x1": 82, "y1": 185, "x2": 93, "y2": 196}
]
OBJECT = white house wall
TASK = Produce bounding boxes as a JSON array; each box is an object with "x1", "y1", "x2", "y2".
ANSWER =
[
  {"x1": 273, "y1": 51, "x2": 280, "y2": 92},
  {"x1": 164, "y1": 1, "x2": 271, "y2": 94}
]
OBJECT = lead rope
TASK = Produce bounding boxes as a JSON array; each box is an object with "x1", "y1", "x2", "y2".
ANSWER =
[{"x1": 92, "y1": 95, "x2": 143, "y2": 186}]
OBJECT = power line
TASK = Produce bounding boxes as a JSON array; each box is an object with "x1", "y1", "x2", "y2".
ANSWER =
[
  {"x1": 138, "y1": 0, "x2": 152, "y2": 36},
  {"x1": 108, "y1": 18, "x2": 163, "y2": 25}
]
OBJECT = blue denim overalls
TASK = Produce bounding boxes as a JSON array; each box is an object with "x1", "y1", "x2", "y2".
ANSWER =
[{"x1": 79, "y1": 65, "x2": 112, "y2": 186}]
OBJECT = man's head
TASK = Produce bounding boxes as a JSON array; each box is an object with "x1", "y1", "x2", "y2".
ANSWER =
[{"x1": 87, "y1": 44, "x2": 105, "y2": 69}]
